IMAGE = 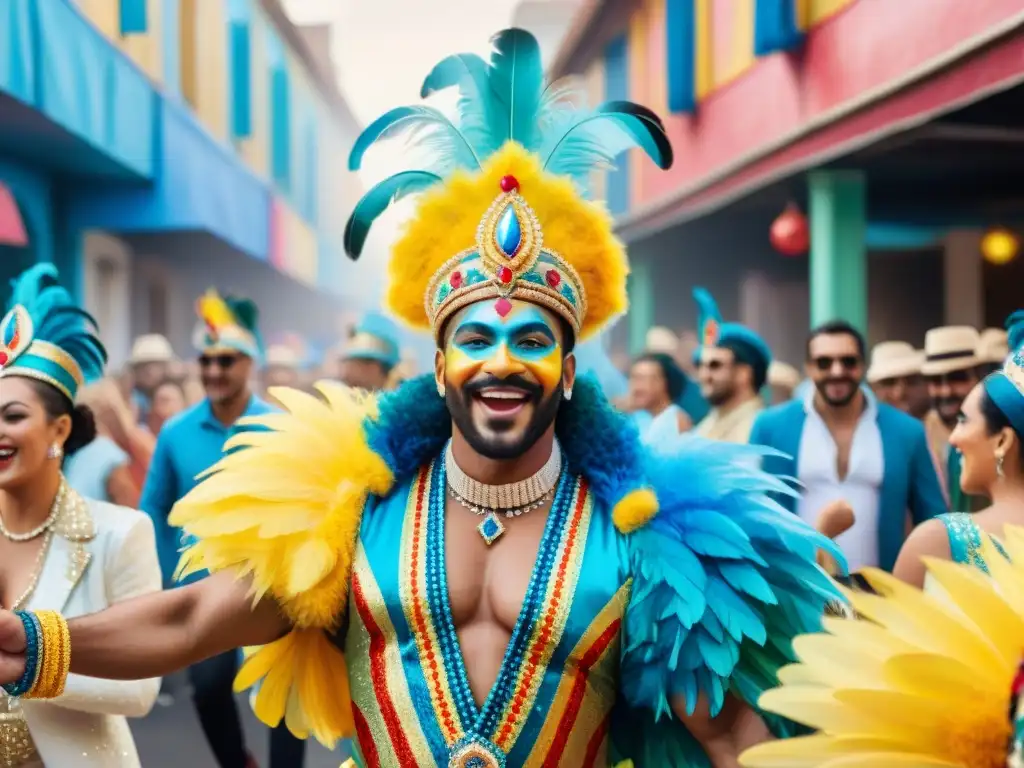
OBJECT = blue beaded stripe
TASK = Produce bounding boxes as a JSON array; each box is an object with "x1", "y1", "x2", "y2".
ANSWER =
[
  {"x1": 426, "y1": 458, "x2": 478, "y2": 728},
  {"x1": 2, "y1": 611, "x2": 41, "y2": 697},
  {"x1": 473, "y1": 472, "x2": 574, "y2": 737}
]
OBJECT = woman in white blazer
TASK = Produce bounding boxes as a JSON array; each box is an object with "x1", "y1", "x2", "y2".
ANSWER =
[{"x1": 0, "y1": 265, "x2": 161, "y2": 767}]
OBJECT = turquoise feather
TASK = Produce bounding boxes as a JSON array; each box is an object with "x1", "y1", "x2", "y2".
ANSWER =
[
  {"x1": 1007, "y1": 309, "x2": 1024, "y2": 352},
  {"x1": 5, "y1": 263, "x2": 106, "y2": 386},
  {"x1": 692, "y1": 286, "x2": 723, "y2": 342},
  {"x1": 343, "y1": 171, "x2": 444, "y2": 259},
  {"x1": 344, "y1": 26, "x2": 674, "y2": 260}
]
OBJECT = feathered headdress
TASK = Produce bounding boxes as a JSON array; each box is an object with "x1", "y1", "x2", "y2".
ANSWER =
[
  {"x1": 344, "y1": 28, "x2": 673, "y2": 342},
  {"x1": 983, "y1": 309, "x2": 1024, "y2": 434},
  {"x1": 0, "y1": 264, "x2": 106, "y2": 401},
  {"x1": 194, "y1": 289, "x2": 263, "y2": 361},
  {"x1": 692, "y1": 287, "x2": 772, "y2": 369}
]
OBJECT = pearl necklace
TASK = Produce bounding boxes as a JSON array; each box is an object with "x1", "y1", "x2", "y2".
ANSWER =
[
  {"x1": 445, "y1": 440, "x2": 562, "y2": 518},
  {"x1": 0, "y1": 480, "x2": 65, "y2": 543}
]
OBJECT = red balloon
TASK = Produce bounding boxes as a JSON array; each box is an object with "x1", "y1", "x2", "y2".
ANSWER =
[{"x1": 770, "y1": 205, "x2": 809, "y2": 256}]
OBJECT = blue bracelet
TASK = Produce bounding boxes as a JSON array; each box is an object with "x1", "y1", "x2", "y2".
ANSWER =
[{"x1": 2, "y1": 611, "x2": 40, "y2": 697}]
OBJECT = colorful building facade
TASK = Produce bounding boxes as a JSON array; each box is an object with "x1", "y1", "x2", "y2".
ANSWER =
[
  {"x1": 0, "y1": 0, "x2": 361, "y2": 364},
  {"x1": 553, "y1": 0, "x2": 1024, "y2": 359}
]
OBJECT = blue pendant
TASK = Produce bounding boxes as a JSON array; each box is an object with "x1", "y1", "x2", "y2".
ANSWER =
[
  {"x1": 495, "y1": 205, "x2": 522, "y2": 258},
  {"x1": 477, "y1": 513, "x2": 505, "y2": 546}
]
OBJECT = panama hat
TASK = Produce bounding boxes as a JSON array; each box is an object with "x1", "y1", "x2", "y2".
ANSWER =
[
  {"x1": 921, "y1": 326, "x2": 981, "y2": 376},
  {"x1": 264, "y1": 344, "x2": 301, "y2": 369},
  {"x1": 767, "y1": 360, "x2": 801, "y2": 390},
  {"x1": 129, "y1": 334, "x2": 174, "y2": 364},
  {"x1": 977, "y1": 327, "x2": 1009, "y2": 364},
  {"x1": 645, "y1": 326, "x2": 679, "y2": 355},
  {"x1": 867, "y1": 341, "x2": 925, "y2": 383}
]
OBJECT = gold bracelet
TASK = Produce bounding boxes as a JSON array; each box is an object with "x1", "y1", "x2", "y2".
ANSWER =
[{"x1": 23, "y1": 610, "x2": 71, "y2": 700}]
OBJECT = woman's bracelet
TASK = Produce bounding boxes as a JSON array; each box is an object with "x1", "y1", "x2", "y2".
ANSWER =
[{"x1": 2, "y1": 610, "x2": 71, "y2": 700}]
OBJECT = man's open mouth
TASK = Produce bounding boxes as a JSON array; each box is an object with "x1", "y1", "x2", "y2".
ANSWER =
[{"x1": 473, "y1": 387, "x2": 531, "y2": 415}]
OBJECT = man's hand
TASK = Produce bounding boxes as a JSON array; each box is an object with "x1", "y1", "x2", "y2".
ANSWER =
[{"x1": 0, "y1": 610, "x2": 27, "y2": 686}]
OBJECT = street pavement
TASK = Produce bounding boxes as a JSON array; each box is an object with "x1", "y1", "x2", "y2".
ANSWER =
[{"x1": 129, "y1": 674, "x2": 349, "y2": 768}]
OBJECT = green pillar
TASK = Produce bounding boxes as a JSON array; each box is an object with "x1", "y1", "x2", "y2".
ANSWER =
[
  {"x1": 808, "y1": 170, "x2": 867, "y2": 332},
  {"x1": 628, "y1": 256, "x2": 654, "y2": 355}
]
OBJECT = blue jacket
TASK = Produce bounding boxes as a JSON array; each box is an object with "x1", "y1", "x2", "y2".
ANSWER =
[{"x1": 748, "y1": 398, "x2": 947, "y2": 572}]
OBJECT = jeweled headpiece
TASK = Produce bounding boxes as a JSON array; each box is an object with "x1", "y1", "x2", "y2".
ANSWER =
[
  {"x1": 343, "y1": 28, "x2": 673, "y2": 342},
  {"x1": 983, "y1": 310, "x2": 1024, "y2": 434},
  {"x1": 692, "y1": 287, "x2": 772, "y2": 369},
  {"x1": 0, "y1": 264, "x2": 106, "y2": 401},
  {"x1": 193, "y1": 289, "x2": 263, "y2": 361}
]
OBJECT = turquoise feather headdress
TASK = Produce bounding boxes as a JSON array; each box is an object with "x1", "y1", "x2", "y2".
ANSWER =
[
  {"x1": 194, "y1": 289, "x2": 264, "y2": 361},
  {"x1": 0, "y1": 264, "x2": 107, "y2": 401},
  {"x1": 692, "y1": 287, "x2": 772, "y2": 369},
  {"x1": 342, "y1": 27, "x2": 673, "y2": 343},
  {"x1": 984, "y1": 309, "x2": 1024, "y2": 434}
]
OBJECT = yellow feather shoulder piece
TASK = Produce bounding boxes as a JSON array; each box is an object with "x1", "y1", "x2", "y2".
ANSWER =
[
  {"x1": 741, "y1": 529, "x2": 1024, "y2": 768},
  {"x1": 171, "y1": 382, "x2": 395, "y2": 629}
]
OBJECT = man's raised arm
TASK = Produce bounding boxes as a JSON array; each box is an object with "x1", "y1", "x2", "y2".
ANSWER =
[{"x1": 0, "y1": 571, "x2": 290, "y2": 686}]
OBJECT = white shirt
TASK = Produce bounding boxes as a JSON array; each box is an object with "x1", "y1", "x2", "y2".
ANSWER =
[{"x1": 796, "y1": 388, "x2": 884, "y2": 572}]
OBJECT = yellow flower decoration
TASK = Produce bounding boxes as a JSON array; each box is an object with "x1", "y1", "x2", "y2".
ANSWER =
[{"x1": 741, "y1": 526, "x2": 1024, "y2": 768}]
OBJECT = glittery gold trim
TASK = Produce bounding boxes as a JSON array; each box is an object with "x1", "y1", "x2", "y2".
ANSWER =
[
  {"x1": 491, "y1": 478, "x2": 592, "y2": 752},
  {"x1": 346, "y1": 545, "x2": 435, "y2": 765},
  {"x1": 399, "y1": 466, "x2": 465, "y2": 746},
  {"x1": 523, "y1": 580, "x2": 631, "y2": 767}
]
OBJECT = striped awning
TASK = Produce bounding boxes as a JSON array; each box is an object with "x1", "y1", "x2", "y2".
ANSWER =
[{"x1": 0, "y1": 183, "x2": 27, "y2": 247}]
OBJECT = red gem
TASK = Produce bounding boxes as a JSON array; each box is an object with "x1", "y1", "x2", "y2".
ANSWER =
[
  {"x1": 499, "y1": 175, "x2": 519, "y2": 193},
  {"x1": 545, "y1": 269, "x2": 561, "y2": 288},
  {"x1": 495, "y1": 298, "x2": 513, "y2": 317},
  {"x1": 0, "y1": 351, "x2": 7, "y2": 367},
  {"x1": 449, "y1": 271, "x2": 463, "y2": 289},
  {"x1": 498, "y1": 266, "x2": 513, "y2": 284}
]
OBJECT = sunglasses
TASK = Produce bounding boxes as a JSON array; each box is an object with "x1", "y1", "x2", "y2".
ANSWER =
[
  {"x1": 199, "y1": 354, "x2": 240, "y2": 370},
  {"x1": 698, "y1": 359, "x2": 729, "y2": 371},
  {"x1": 926, "y1": 370, "x2": 974, "y2": 386},
  {"x1": 812, "y1": 355, "x2": 861, "y2": 372}
]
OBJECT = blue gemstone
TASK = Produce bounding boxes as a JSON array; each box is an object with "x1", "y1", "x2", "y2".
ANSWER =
[
  {"x1": 482, "y1": 518, "x2": 498, "y2": 537},
  {"x1": 465, "y1": 758, "x2": 487, "y2": 768},
  {"x1": 495, "y1": 205, "x2": 522, "y2": 258}
]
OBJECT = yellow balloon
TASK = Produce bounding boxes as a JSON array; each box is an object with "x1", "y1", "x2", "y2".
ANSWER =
[{"x1": 981, "y1": 227, "x2": 1019, "y2": 265}]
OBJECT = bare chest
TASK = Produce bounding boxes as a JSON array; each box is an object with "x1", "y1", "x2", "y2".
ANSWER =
[
  {"x1": 828, "y1": 425, "x2": 857, "y2": 481},
  {"x1": 0, "y1": 537, "x2": 49, "y2": 611}
]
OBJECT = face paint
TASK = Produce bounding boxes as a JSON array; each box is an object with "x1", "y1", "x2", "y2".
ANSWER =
[
  {"x1": 444, "y1": 301, "x2": 564, "y2": 396},
  {"x1": 441, "y1": 299, "x2": 567, "y2": 460}
]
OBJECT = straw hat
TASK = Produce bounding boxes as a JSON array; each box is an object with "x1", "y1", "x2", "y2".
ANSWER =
[
  {"x1": 977, "y1": 327, "x2": 1009, "y2": 364},
  {"x1": 129, "y1": 334, "x2": 174, "y2": 364},
  {"x1": 921, "y1": 326, "x2": 981, "y2": 376},
  {"x1": 767, "y1": 361, "x2": 801, "y2": 390},
  {"x1": 866, "y1": 341, "x2": 925, "y2": 383},
  {"x1": 645, "y1": 326, "x2": 679, "y2": 355},
  {"x1": 264, "y1": 344, "x2": 301, "y2": 369}
]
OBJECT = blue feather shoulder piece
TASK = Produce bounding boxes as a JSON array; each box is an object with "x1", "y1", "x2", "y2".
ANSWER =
[{"x1": 619, "y1": 433, "x2": 845, "y2": 728}]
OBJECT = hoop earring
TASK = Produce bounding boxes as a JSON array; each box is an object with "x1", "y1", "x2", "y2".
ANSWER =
[
  {"x1": 997, "y1": 453, "x2": 1006, "y2": 479},
  {"x1": 47, "y1": 443, "x2": 63, "y2": 460}
]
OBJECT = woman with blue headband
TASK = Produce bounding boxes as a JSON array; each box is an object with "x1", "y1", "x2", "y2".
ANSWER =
[
  {"x1": 0, "y1": 264, "x2": 161, "y2": 767},
  {"x1": 893, "y1": 311, "x2": 1024, "y2": 587}
]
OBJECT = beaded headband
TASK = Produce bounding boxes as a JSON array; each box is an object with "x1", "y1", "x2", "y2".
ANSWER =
[
  {"x1": 0, "y1": 305, "x2": 85, "y2": 401},
  {"x1": 425, "y1": 174, "x2": 587, "y2": 339}
]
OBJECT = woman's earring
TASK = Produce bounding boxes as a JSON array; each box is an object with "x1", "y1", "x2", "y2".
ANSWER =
[
  {"x1": 437, "y1": 384, "x2": 446, "y2": 398},
  {"x1": 47, "y1": 443, "x2": 63, "y2": 460},
  {"x1": 564, "y1": 388, "x2": 573, "y2": 401},
  {"x1": 997, "y1": 453, "x2": 1006, "y2": 479}
]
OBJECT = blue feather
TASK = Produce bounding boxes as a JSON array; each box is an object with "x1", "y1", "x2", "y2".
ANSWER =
[
  {"x1": 420, "y1": 52, "x2": 505, "y2": 159},
  {"x1": 1006, "y1": 309, "x2": 1024, "y2": 352},
  {"x1": 487, "y1": 28, "x2": 543, "y2": 149},
  {"x1": 541, "y1": 100, "x2": 673, "y2": 183},
  {"x1": 344, "y1": 171, "x2": 443, "y2": 259},
  {"x1": 347, "y1": 105, "x2": 479, "y2": 173}
]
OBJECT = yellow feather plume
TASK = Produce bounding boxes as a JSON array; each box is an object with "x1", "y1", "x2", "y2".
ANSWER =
[
  {"x1": 386, "y1": 142, "x2": 628, "y2": 340},
  {"x1": 169, "y1": 381, "x2": 395, "y2": 746},
  {"x1": 196, "y1": 289, "x2": 235, "y2": 334},
  {"x1": 740, "y1": 531, "x2": 1024, "y2": 768}
]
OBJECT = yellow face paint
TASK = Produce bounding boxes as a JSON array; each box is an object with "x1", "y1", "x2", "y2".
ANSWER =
[{"x1": 444, "y1": 300, "x2": 564, "y2": 396}]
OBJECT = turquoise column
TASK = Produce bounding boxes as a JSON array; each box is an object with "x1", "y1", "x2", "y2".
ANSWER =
[
  {"x1": 808, "y1": 170, "x2": 867, "y2": 332},
  {"x1": 628, "y1": 256, "x2": 654, "y2": 355}
]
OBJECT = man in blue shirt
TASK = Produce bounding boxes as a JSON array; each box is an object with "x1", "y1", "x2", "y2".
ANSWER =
[{"x1": 141, "y1": 289, "x2": 302, "y2": 768}]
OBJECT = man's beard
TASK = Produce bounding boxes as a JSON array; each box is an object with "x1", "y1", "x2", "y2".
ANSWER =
[
  {"x1": 706, "y1": 382, "x2": 736, "y2": 408},
  {"x1": 815, "y1": 376, "x2": 860, "y2": 407},
  {"x1": 446, "y1": 374, "x2": 562, "y2": 460}
]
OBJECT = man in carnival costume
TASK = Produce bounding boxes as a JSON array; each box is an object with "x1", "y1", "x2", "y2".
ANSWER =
[
  {"x1": 338, "y1": 312, "x2": 402, "y2": 392},
  {"x1": 0, "y1": 30, "x2": 843, "y2": 767},
  {"x1": 691, "y1": 289, "x2": 771, "y2": 444}
]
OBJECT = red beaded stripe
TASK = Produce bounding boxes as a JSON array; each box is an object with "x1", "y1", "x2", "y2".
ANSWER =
[
  {"x1": 352, "y1": 704, "x2": 381, "y2": 768},
  {"x1": 582, "y1": 713, "x2": 612, "y2": 768},
  {"x1": 540, "y1": 618, "x2": 621, "y2": 767},
  {"x1": 351, "y1": 572, "x2": 418, "y2": 766},
  {"x1": 408, "y1": 468, "x2": 460, "y2": 741},
  {"x1": 496, "y1": 480, "x2": 588, "y2": 746}
]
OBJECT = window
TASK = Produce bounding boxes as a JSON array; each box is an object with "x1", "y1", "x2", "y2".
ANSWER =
[
  {"x1": 119, "y1": 0, "x2": 148, "y2": 35},
  {"x1": 229, "y1": 0, "x2": 253, "y2": 139}
]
